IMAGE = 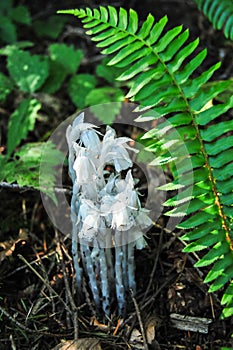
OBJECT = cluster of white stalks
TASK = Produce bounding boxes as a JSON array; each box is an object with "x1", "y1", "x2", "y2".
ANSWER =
[{"x1": 66, "y1": 113, "x2": 152, "y2": 316}]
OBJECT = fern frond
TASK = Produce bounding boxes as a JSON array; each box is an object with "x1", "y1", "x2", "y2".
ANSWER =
[
  {"x1": 194, "y1": 0, "x2": 233, "y2": 40},
  {"x1": 58, "y1": 6, "x2": 233, "y2": 318}
]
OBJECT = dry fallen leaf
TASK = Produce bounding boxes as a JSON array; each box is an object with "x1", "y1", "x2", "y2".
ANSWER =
[
  {"x1": 51, "y1": 338, "x2": 102, "y2": 350},
  {"x1": 0, "y1": 229, "x2": 28, "y2": 262},
  {"x1": 146, "y1": 320, "x2": 155, "y2": 344},
  {"x1": 145, "y1": 314, "x2": 162, "y2": 345},
  {"x1": 91, "y1": 317, "x2": 110, "y2": 331},
  {"x1": 129, "y1": 328, "x2": 144, "y2": 349}
]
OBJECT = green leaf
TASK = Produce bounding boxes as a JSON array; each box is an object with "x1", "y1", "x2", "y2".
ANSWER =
[
  {"x1": 108, "y1": 41, "x2": 144, "y2": 66},
  {"x1": 33, "y1": 16, "x2": 67, "y2": 39},
  {"x1": 175, "y1": 49, "x2": 207, "y2": 84},
  {"x1": 0, "y1": 41, "x2": 34, "y2": 55},
  {"x1": 11, "y1": 5, "x2": 31, "y2": 25},
  {"x1": 195, "y1": 241, "x2": 230, "y2": 266},
  {"x1": 107, "y1": 6, "x2": 118, "y2": 26},
  {"x1": 204, "y1": 254, "x2": 233, "y2": 283},
  {"x1": 213, "y1": 162, "x2": 233, "y2": 181},
  {"x1": 5, "y1": 142, "x2": 64, "y2": 203},
  {"x1": 155, "y1": 25, "x2": 183, "y2": 53},
  {"x1": 41, "y1": 60, "x2": 67, "y2": 94},
  {"x1": 7, "y1": 49, "x2": 49, "y2": 93},
  {"x1": 0, "y1": 73, "x2": 13, "y2": 101},
  {"x1": 160, "y1": 29, "x2": 189, "y2": 62},
  {"x1": 147, "y1": 16, "x2": 168, "y2": 45},
  {"x1": 205, "y1": 135, "x2": 233, "y2": 156},
  {"x1": 96, "y1": 57, "x2": 123, "y2": 84},
  {"x1": 221, "y1": 302, "x2": 233, "y2": 319},
  {"x1": 41, "y1": 44, "x2": 83, "y2": 94},
  {"x1": 7, "y1": 98, "x2": 41, "y2": 156},
  {"x1": 168, "y1": 38, "x2": 199, "y2": 73},
  {"x1": 221, "y1": 284, "x2": 233, "y2": 305},
  {"x1": 49, "y1": 43, "x2": 83, "y2": 75},
  {"x1": 86, "y1": 87, "x2": 124, "y2": 123},
  {"x1": 183, "y1": 230, "x2": 220, "y2": 252},
  {"x1": 0, "y1": 15, "x2": 17, "y2": 44},
  {"x1": 194, "y1": 0, "x2": 233, "y2": 40},
  {"x1": 138, "y1": 13, "x2": 154, "y2": 40},
  {"x1": 86, "y1": 87, "x2": 124, "y2": 105},
  {"x1": 181, "y1": 221, "x2": 218, "y2": 241},
  {"x1": 68, "y1": 74, "x2": 97, "y2": 109},
  {"x1": 196, "y1": 96, "x2": 233, "y2": 126},
  {"x1": 127, "y1": 8, "x2": 138, "y2": 34},
  {"x1": 208, "y1": 266, "x2": 233, "y2": 292},
  {"x1": 183, "y1": 62, "x2": 220, "y2": 98},
  {"x1": 0, "y1": 0, "x2": 13, "y2": 12},
  {"x1": 90, "y1": 102, "x2": 122, "y2": 125},
  {"x1": 177, "y1": 211, "x2": 216, "y2": 229},
  {"x1": 201, "y1": 119, "x2": 233, "y2": 142},
  {"x1": 0, "y1": 155, "x2": 7, "y2": 181},
  {"x1": 209, "y1": 149, "x2": 233, "y2": 168},
  {"x1": 167, "y1": 197, "x2": 214, "y2": 217},
  {"x1": 118, "y1": 7, "x2": 128, "y2": 30},
  {"x1": 190, "y1": 79, "x2": 229, "y2": 111},
  {"x1": 58, "y1": 5, "x2": 233, "y2": 321}
]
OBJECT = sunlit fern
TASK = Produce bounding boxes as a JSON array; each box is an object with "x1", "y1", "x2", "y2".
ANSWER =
[
  {"x1": 58, "y1": 6, "x2": 233, "y2": 319},
  {"x1": 194, "y1": 0, "x2": 233, "y2": 40}
]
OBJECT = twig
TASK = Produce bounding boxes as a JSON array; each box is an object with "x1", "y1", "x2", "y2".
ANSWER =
[
  {"x1": 0, "y1": 304, "x2": 72, "y2": 337},
  {"x1": 56, "y1": 230, "x2": 79, "y2": 339},
  {"x1": 18, "y1": 254, "x2": 72, "y2": 315},
  {"x1": 153, "y1": 222, "x2": 203, "y2": 270},
  {"x1": 141, "y1": 228, "x2": 164, "y2": 305},
  {"x1": 124, "y1": 273, "x2": 177, "y2": 325},
  {"x1": 0, "y1": 181, "x2": 72, "y2": 195},
  {"x1": 130, "y1": 289, "x2": 149, "y2": 350},
  {"x1": 5, "y1": 251, "x2": 56, "y2": 278}
]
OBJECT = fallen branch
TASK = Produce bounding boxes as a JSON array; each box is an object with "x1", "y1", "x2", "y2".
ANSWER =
[
  {"x1": 170, "y1": 313, "x2": 212, "y2": 334},
  {"x1": 0, "y1": 181, "x2": 72, "y2": 195}
]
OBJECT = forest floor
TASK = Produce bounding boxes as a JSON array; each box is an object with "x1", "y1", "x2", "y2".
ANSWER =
[{"x1": 0, "y1": 0, "x2": 232, "y2": 349}]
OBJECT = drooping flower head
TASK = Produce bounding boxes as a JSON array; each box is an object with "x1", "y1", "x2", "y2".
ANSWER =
[{"x1": 66, "y1": 113, "x2": 152, "y2": 247}]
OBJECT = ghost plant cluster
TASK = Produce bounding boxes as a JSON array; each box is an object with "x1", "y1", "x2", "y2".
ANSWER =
[{"x1": 66, "y1": 113, "x2": 152, "y2": 315}]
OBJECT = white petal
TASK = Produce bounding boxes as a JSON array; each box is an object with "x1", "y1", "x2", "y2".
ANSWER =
[
  {"x1": 81, "y1": 129, "x2": 101, "y2": 152},
  {"x1": 73, "y1": 153, "x2": 97, "y2": 184},
  {"x1": 111, "y1": 202, "x2": 133, "y2": 231},
  {"x1": 135, "y1": 210, "x2": 153, "y2": 229},
  {"x1": 135, "y1": 235, "x2": 147, "y2": 250}
]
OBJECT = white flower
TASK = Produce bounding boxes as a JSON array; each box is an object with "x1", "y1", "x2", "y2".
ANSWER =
[
  {"x1": 111, "y1": 200, "x2": 134, "y2": 231},
  {"x1": 80, "y1": 129, "x2": 101, "y2": 155},
  {"x1": 77, "y1": 199, "x2": 100, "y2": 241},
  {"x1": 68, "y1": 113, "x2": 152, "y2": 246},
  {"x1": 100, "y1": 126, "x2": 135, "y2": 172},
  {"x1": 100, "y1": 194, "x2": 115, "y2": 227},
  {"x1": 73, "y1": 146, "x2": 97, "y2": 184},
  {"x1": 135, "y1": 235, "x2": 148, "y2": 250},
  {"x1": 135, "y1": 209, "x2": 153, "y2": 230}
]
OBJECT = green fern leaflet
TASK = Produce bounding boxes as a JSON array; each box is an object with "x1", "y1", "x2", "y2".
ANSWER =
[
  {"x1": 194, "y1": 0, "x2": 233, "y2": 40},
  {"x1": 58, "y1": 6, "x2": 233, "y2": 319}
]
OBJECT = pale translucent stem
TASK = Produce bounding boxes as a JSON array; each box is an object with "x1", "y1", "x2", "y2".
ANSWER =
[
  {"x1": 105, "y1": 247, "x2": 114, "y2": 288},
  {"x1": 122, "y1": 245, "x2": 128, "y2": 291},
  {"x1": 127, "y1": 242, "x2": 136, "y2": 294},
  {"x1": 80, "y1": 243, "x2": 100, "y2": 308},
  {"x1": 72, "y1": 225, "x2": 82, "y2": 290},
  {"x1": 71, "y1": 192, "x2": 82, "y2": 290},
  {"x1": 115, "y1": 245, "x2": 125, "y2": 315},
  {"x1": 99, "y1": 248, "x2": 111, "y2": 315}
]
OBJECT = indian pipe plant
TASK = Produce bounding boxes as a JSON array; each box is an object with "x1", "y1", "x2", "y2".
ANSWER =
[
  {"x1": 58, "y1": 6, "x2": 233, "y2": 320},
  {"x1": 66, "y1": 112, "x2": 151, "y2": 315}
]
